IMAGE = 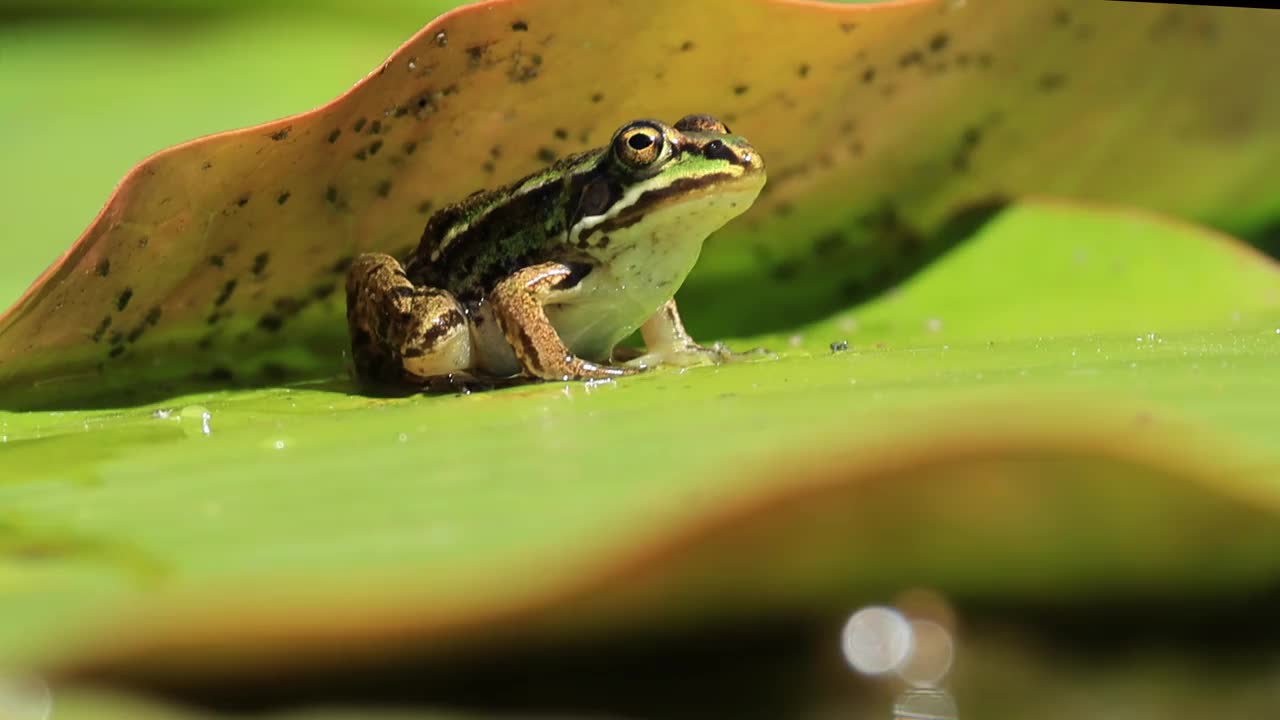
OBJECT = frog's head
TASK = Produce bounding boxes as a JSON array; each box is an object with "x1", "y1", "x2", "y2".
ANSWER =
[
  {"x1": 568, "y1": 114, "x2": 766, "y2": 259},
  {"x1": 552, "y1": 115, "x2": 765, "y2": 359}
]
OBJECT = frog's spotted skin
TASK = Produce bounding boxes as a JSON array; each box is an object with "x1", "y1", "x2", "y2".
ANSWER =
[{"x1": 1, "y1": 0, "x2": 1277, "y2": 406}]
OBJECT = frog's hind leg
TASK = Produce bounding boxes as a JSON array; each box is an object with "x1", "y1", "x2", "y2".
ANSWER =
[{"x1": 345, "y1": 253, "x2": 474, "y2": 387}]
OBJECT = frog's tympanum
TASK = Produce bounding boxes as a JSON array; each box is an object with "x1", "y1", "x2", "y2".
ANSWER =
[{"x1": 345, "y1": 114, "x2": 766, "y2": 387}]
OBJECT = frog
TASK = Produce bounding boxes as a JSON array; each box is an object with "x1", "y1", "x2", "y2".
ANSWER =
[{"x1": 344, "y1": 114, "x2": 766, "y2": 388}]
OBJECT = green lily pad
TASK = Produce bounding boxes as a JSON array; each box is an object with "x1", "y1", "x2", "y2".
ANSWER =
[
  {"x1": 1, "y1": 0, "x2": 1277, "y2": 408},
  {"x1": 0, "y1": 199, "x2": 1277, "y2": 716}
]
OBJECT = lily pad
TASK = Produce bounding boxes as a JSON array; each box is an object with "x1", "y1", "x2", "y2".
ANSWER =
[
  {"x1": 1, "y1": 0, "x2": 1278, "y2": 408},
  {"x1": 1, "y1": 199, "x2": 1278, "y2": 717}
]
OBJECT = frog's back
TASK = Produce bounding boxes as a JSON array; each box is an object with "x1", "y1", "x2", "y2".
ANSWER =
[{"x1": 407, "y1": 148, "x2": 606, "y2": 297}]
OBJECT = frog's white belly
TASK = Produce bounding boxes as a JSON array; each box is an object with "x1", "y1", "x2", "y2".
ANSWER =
[{"x1": 549, "y1": 185, "x2": 762, "y2": 361}]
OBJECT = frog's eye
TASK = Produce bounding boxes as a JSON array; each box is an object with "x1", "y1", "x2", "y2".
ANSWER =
[
  {"x1": 612, "y1": 122, "x2": 666, "y2": 170},
  {"x1": 674, "y1": 114, "x2": 731, "y2": 135}
]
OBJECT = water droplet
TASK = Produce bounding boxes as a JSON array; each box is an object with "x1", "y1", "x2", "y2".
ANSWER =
[
  {"x1": 893, "y1": 687, "x2": 958, "y2": 720},
  {"x1": 842, "y1": 606, "x2": 912, "y2": 675},
  {"x1": 788, "y1": 334, "x2": 804, "y2": 348},
  {"x1": 180, "y1": 405, "x2": 211, "y2": 437},
  {"x1": 0, "y1": 671, "x2": 52, "y2": 720},
  {"x1": 398, "y1": 432, "x2": 409, "y2": 443},
  {"x1": 152, "y1": 408, "x2": 173, "y2": 419},
  {"x1": 273, "y1": 440, "x2": 286, "y2": 450},
  {"x1": 1274, "y1": 328, "x2": 1279, "y2": 335},
  {"x1": 897, "y1": 620, "x2": 955, "y2": 687},
  {"x1": 925, "y1": 318, "x2": 943, "y2": 333},
  {"x1": 407, "y1": 57, "x2": 418, "y2": 71},
  {"x1": 434, "y1": 31, "x2": 448, "y2": 47}
]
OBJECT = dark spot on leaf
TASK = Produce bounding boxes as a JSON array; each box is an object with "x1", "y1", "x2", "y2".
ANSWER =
[
  {"x1": 797, "y1": 64, "x2": 810, "y2": 79},
  {"x1": 214, "y1": 279, "x2": 238, "y2": 307},
  {"x1": 403, "y1": 141, "x2": 418, "y2": 155},
  {"x1": 208, "y1": 254, "x2": 224, "y2": 268},
  {"x1": 311, "y1": 283, "x2": 336, "y2": 300},
  {"x1": 536, "y1": 147, "x2": 557, "y2": 164},
  {"x1": 201, "y1": 160, "x2": 213, "y2": 170},
  {"x1": 1039, "y1": 72, "x2": 1067, "y2": 92},
  {"x1": 332, "y1": 256, "x2": 354, "y2": 274},
  {"x1": 512, "y1": 20, "x2": 528, "y2": 32},
  {"x1": 206, "y1": 312, "x2": 221, "y2": 326},
  {"x1": 929, "y1": 32, "x2": 950, "y2": 52},
  {"x1": 354, "y1": 148, "x2": 369, "y2": 161},
  {"x1": 772, "y1": 259, "x2": 801, "y2": 282},
  {"x1": 899, "y1": 50, "x2": 923, "y2": 67},
  {"x1": 376, "y1": 179, "x2": 393, "y2": 198},
  {"x1": 326, "y1": 185, "x2": 339, "y2": 205},
  {"x1": 145, "y1": 307, "x2": 162, "y2": 326},
  {"x1": 553, "y1": 128, "x2": 569, "y2": 141},
  {"x1": 369, "y1": 120, "x2": 382, "y2": 135},
  {"x1": 482, "y1": 161, "x2": 495, "y2": 174},
  {"x1": 109, "y1": 331, "x2": 124, "y2": 347},
  {"x1": 417, "y1": 200, "x2": 434, "y2": 215},
  {"x1": 258, "y1": 314, "x2": 284, "y2": 332},
  {"x1": 862, "y1": 67, "x2": 876, "y2": 84},
  {"x1": 252, "y1": 252, "x2": 270, "y2": 277},
  {"x1": 109, "y1": 346, "x2": 125, "y2": 359},
  {"x1": 126, "y1": 324, "x2": 145, "y2": 343},
  {"x1": 95, "y1": 258, "x2": 110, "y2": 277},
  {"x1": 733, "y1": 84, "x2": 749, "y2": 96},
  {"x1": 91, "y1": 316, "x2": 112, "y2": 343},
  {"x1": 840, "y1": 22, "x2": 857, "y2": 33},
  {"x1": 116, "y1": 288, "x2": 133, "y2": 312},
  {"x1": 353, "y1": 117, "x2": 367, "y2": 133},
  {"x1": 680, "y1": 40, "x2": 694, "y2": 52},
  {"x1": 327, "y1": 129, "x2": 341, "y2": 144},
  {"x1": 590, "y1": 92, "x2": 604, "y2": 103},
  {"x1": 270, "y1": 126, "x2": 291, "y2": 141},
  {"x1": 369, "y1": 140, "x2": 383, "y2": 156},
  {"x1": 236, "y1": 194, "x2": 250, "y2": 207},
  {"x1": 813, "y1": 231, "x2": 847, "y2": 258},
  {"x1": 466, "y1": 45, "x2": 486, "y2": 63},
  {"x1": 276, "y1": 191, "x2": 291, "y2": 205}
]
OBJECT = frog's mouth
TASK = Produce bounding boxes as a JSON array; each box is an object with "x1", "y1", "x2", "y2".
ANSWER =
[{"x1": 579, "y1": 169, "x2": 767, "y2": 244}]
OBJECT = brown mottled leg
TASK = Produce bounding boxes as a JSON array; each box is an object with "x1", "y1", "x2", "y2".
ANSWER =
[
  {"x1": 624, "y1": 299, "x2": 772, "y2": 369},
  {"x1": 491, "y1": 262, "x2": 639, "y2": 380},
  {"x1": 345, "y1": 253, "x2": 473, "y2": 387}
]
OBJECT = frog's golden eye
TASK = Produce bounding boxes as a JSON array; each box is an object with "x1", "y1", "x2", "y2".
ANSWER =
[
  {"x1": 674, "y1": 114, "x2": 731, "y2": 135},
  {"x1": 612, "y1": 122, "x2": 666, "y2": 170}
]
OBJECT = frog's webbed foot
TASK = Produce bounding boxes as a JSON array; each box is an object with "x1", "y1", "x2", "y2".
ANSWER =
[
  {"x1": 622, "y1": 299, "x2": 775, "y2": 370},
  {"x1": 345, "y1": 253, "x2": 474, "y2": 387},
  {"x1": 492, "y1": 262, "x2": 643, "y2": 381}
]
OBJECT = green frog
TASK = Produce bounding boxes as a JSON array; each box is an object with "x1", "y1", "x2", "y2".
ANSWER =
[{"x1": 345, "y1": 114, "x2": 766, "y2": 387}]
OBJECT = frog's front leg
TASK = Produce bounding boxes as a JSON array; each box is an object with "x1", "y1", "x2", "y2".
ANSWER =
[
  {"x1": 346, "y1": 253, "x2": 474, "y2": 386},
  {"x1": 623, "y1": 299, "x2": 770, "y2": 369},
  {"x1": 491, "y1": 262, "x2": 638, "y2": 380}
]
